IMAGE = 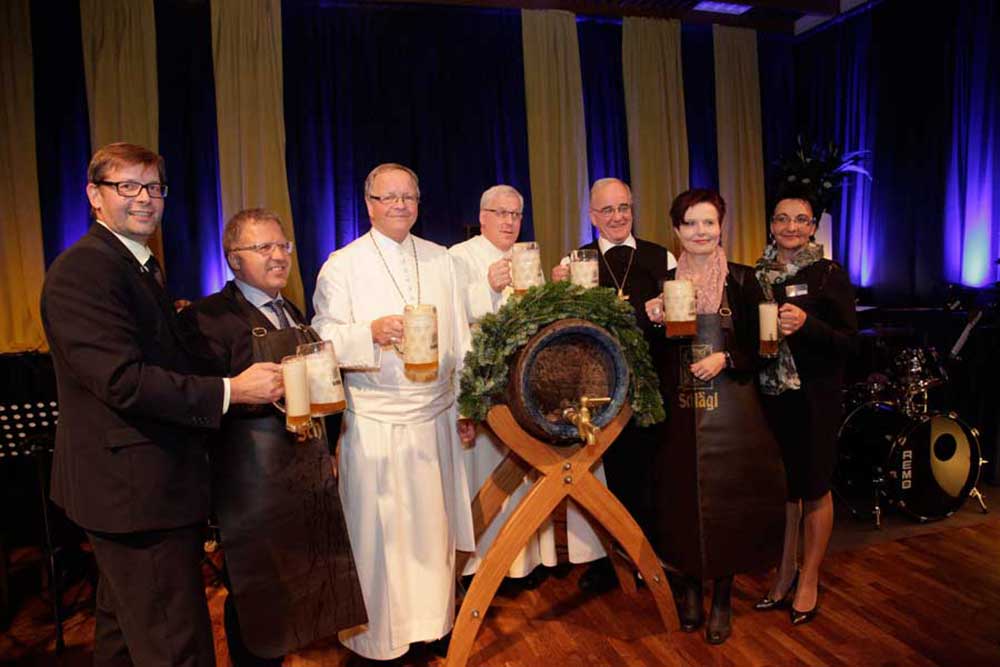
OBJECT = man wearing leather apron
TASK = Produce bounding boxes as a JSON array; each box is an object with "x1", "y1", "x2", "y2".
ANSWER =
[{"x1": 183, "y1": 209, "x2": 366, "y2": 665}]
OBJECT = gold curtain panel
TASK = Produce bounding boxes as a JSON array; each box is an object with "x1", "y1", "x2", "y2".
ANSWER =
[
  {"x1": 713, "y1": 25, "x2": 767, "y2": 265},
  {"x1": 79, "y1": 0, "x2": 164, "y2": 263},
  {"x1": 623, "y1": 16, "x2": 689, "y2": 257},
  {"x1": 521, "y1": 9, "x2": 591, "y2": 273},
  {"x1": 211, "y1": 0, "x2": 305, "y2": 311},
  {"x1": 0, "y1": 0, "x2": 48, "y2": 352}
]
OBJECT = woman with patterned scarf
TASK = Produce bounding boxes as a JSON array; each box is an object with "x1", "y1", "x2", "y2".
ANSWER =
[
  {"x1": 645, "y1": 189, "x2": 785, "y2": 645},
  {"x1": 752, "y1": 186, "x2": 857, "y2": 626}
]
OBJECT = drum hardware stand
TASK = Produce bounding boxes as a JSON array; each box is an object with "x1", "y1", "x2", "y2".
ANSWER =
[{"x1": 448, "y1": 403, "x2": 677, "y2": 667}]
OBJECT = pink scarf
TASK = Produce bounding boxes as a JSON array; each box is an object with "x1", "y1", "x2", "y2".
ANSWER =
[{"x1": 676, "y1": 246, "x2": 729, "y2": 314}]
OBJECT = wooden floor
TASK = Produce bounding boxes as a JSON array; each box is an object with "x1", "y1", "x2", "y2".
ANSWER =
[{"x1": 4, "y1": 509, "x2": 1000, "y2": 667}]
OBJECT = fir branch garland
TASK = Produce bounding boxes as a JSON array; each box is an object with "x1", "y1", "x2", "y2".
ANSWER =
[{"x1": 459, "y1": 281, "x2": 665, "y2": 427}]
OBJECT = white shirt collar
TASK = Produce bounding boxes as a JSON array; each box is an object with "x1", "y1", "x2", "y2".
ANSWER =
[
  {"x1": 234, "y1": 279, "x2": 282, "y2": 308},
  {"x1": 97, "y1": 220, "x2": 152, "y2": 266},
  {"x1": 598, "y1": 234, "x2": 637, "y2": 254},
  {"x1": 370, "y1": 226, "x2": 412, "y2": 251}
]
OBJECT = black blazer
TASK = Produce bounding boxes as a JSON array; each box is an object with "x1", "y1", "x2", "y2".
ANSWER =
[
  {"x1": 40, "y1": 223, "x2": 224, "y2": 533},
  {"x1": 772, "y1": 259, "x2": 857, "y2": 383}
]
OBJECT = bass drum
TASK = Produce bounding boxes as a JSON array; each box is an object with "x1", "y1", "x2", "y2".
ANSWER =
[{"x1": 837, "y1": 402, "x2": 982, "y2": 521}]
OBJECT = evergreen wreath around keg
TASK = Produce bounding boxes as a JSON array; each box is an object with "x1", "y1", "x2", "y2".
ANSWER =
[{"x1": 458, "y1": 281, "x2": 665, "y2": 427}]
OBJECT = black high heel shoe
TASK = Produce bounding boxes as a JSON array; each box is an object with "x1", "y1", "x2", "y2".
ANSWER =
[
  {"x1": 753, "y1": 570, "x2": 799, "y2": 612},
  {"x1": 790, "y1": 603, "x2": 819, "y2": 626},
  {"x1": 790, "y1": 582, "x2": 820, "y2": 626}
]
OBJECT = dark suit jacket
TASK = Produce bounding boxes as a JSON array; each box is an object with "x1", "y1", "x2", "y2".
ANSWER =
[
  {"x1": 182, "y1": 281, "x2": 306, "y2": 379},
  {"x1": 774, "y1": 259, "x2": 857, "y2": 384},
  {"x1": 40, "y1": 223, "x2": 224, "y2": 534},
  {"x1": 580, "y1": 237, "x2": 671, "y2": 343}
]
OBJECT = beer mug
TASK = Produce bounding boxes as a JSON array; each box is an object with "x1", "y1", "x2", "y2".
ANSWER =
[
  {"x1": 399, "y1": 304, "x2": 438, "y2": 382},
  {"x1": 758, "y1": 302, "x2": 780, "y2": 358},
  {"x1": 569, "y1": 249, "x2": 599, "y2": 288},
  {"x1": 663, "y1": 279, "x2": 697, "y2": 338},
  {"x1": 511, "y1": 241, "x2": 543, "y2": 294},
  {"x1": 296, "y1": 340, "x2": 346, "y2": 416},
  {"x1": 280, "y1": 355, "x2": 311, "y2": 433}
]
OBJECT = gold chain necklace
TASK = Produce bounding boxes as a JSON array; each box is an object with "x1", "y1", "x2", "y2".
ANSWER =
[
  {"x1": 599, "y1": 245, "x2": 636, "y2": 301},
  {"x1": 370, "y1": 231, "x2": 421, "y2": 305}
]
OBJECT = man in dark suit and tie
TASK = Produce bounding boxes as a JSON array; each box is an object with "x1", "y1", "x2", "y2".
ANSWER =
[
  {"x1": 40, "y1": 142, "x2": 283, "y2": 667},
  {"x1": 552, "y1": 177, "x2": 676, "y2": 592},
  {"x1": 182, "y1": 209, "x2": 366, "y2": 666}
]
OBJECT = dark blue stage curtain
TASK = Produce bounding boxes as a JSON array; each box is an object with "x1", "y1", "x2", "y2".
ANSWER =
[
  {"x1": 31, "y1": 0, "x2": 91, "y2": 266},
  {"x1": 944, "y1": 0, "x2": 1000, "y2": 289},
  {"x1": 794, "y1": 0, "x2": 965, "y2": 303},
  {"x1": 155, "y1": 0, "x2": 227, "y2": 299},
  {"x1": 794, "y1": 8, "x2": 877, "y2": 289},
  {"x1": 577, "y1": 17, "x2": 630, "y2": 202},
  {"x1": 680, "y1": 23, "x2": 718, "y2": 193},
  {"x1": 282, "y1": 1, "x2": 534, "y2": 312},
  {"x1": 757, "y1": 31, "x2": 795, "y2": 211}
]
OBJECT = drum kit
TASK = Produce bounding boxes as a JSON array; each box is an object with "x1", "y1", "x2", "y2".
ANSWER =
[{"x1": 835, "y1": 345, "x2": 989, "y2": 526}]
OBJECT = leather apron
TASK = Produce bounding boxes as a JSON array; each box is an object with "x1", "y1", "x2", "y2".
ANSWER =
[
  {"x1": 213, "y1": 315, "x2": 366, "y2": 658},
  {"x1": 651, "y1": 288, "x2": 786, "y2": 580}
]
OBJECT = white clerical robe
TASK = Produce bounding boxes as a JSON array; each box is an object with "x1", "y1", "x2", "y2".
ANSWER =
[
  {"x1": 313, "y1": 229, "x2": 474, "y2": 661},
  {"x1": 449, "y1": 235, "x2": 606, "y2": 578}
]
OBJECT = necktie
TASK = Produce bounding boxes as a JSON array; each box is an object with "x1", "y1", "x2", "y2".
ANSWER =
[
  {"x1": 267, "y1": 299, "x2": 290, "y2": 329},
  {"x1": 144, "y1": 255, "x2": 165, "y2": 288}
]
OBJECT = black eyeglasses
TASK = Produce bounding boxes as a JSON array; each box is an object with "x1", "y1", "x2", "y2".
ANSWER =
[{"x1": 95, "y1": 180, "x2": 168, "y2": 198}]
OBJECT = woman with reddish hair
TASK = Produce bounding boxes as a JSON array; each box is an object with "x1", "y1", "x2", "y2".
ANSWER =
[{"x1": 645, "y1": 189, "x2": 785, "y2": 645}]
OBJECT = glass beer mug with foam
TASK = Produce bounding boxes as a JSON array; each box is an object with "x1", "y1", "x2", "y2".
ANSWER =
[
  {"x1": 280, "y1": 354, "x2": 311, "y2": 433},
  {"x1": 401, "y1": 304, "x2": 438, "y2": 382},
  {"x1": 296, "y1": 340, "x2": 346, "y2": 416},
  {"x1": 511, "y1": 241, "x2": 543, "y2": 294},
  {"x1": 569, "y1": 249, "x2": 599, "y2": 288},
  {"x1": 758, "y1": 302, "x2": 779, "y2": 358},
  {"x1": 663, "y1": 279, "x2": 697, "y2": 338}
]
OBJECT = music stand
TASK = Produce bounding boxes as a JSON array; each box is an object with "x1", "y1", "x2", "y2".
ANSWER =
[{"x1": 0, "y1": 399, "x2": 65, "y2": 653}]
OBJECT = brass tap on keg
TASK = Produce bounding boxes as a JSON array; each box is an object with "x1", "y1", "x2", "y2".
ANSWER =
[{"x1": 563, "y1": 395, "x2": 611, "y2": 446}]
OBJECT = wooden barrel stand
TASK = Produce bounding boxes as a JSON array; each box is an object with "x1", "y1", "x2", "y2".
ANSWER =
[{"x1": 446, "y1": 404, "x2": 678, "y2": 667}]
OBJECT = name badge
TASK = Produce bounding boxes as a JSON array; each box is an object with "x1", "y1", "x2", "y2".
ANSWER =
[{"x1": 785, "y1": 283, "x2": 809, "y2": 298}]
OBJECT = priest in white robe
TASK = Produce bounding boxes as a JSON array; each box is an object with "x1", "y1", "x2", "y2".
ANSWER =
[
  {"x1": 449, "y1": 185, "x2": 606, "y2": 586},
  {"x1": 312, "y1": 163, "x2": 475, "y2": 662}
]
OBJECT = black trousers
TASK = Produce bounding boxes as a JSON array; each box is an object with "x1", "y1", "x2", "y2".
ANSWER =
[{"x1": 87, "y1": 525, "x2": 215, "y2": 667}]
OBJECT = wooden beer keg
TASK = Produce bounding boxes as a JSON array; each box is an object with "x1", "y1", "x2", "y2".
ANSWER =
[{"x1": 506, "y1": 318, "x2": 630, "y2": 444}]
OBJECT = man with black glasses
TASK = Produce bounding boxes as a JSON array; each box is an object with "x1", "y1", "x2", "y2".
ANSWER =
[
  {"x1": 41, "y1": 143, "x2": 282, "y2": 667},
  {"x1": 551, "y1": 177, "x2": 676, "y2": 592}
]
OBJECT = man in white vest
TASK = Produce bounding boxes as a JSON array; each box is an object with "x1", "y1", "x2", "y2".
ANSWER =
[
  {"x1": 449, "y1": 184, "x2": 606, "y2": 590},
  {"x1": 312, "y1": 163, "x2": 475, "y2": 663}
]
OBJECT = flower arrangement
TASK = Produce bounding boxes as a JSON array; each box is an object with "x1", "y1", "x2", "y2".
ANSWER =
[
  {"x1": 458, "y1": 280, "x2": 665, "y2": 427},
  {"x1": 776, "y1": 136, "x2": 871, "y2": 215}
]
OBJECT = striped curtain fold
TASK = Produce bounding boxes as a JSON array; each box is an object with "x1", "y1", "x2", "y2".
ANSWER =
[
  {"x1": 713, "y1": 25, "x2": 767, "y2": 265},
  {"x1": 211, "y1": 0, "x2": 305, "y2": 310},
  {"x1": 0, "y1": 0, "x2": 47, "y2": 352},
  {"x1": 623, "y1": 16, "x2": 689, "y2": 256},
  {"x1": 79, "y1": 0, "x2": 164, "y2": 262},
  {"x1": 521, "y1": 9, "x2": 591, "y2": 272}
]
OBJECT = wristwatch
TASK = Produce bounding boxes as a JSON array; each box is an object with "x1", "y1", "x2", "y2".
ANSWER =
[{"x1": 723, "y1": 351, "x2": 734, "y2": 369}]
